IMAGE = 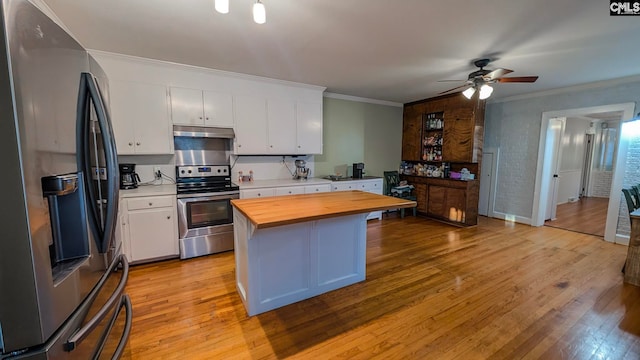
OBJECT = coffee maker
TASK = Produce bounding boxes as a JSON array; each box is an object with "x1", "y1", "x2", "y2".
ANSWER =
[
  {"x1": 294, "y1": 160, "x2": 310, "y2": 180},
  {"x1": 352, "y1": 163, "x2": 365, "y2": 179},
  {"x1": 119, "y1": 163, "x2": 140, "y2": 189}
]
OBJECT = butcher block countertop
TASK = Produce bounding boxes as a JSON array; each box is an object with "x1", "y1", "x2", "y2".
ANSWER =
[{"x1": 231, "y1": 190, "x2": 416, "y2": 229}]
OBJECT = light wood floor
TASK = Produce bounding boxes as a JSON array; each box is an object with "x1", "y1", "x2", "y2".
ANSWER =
[
  {"x1": 545, "y1": 197, "x2": 609, "y2": 237},
  {"x1": 121, "y1": 215, "x2": 640, "y2": 359}
]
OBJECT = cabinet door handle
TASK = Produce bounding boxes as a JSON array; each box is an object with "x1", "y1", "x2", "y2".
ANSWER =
[
  {"x1": 167, "y1": 216, "x2": 171, "y2": 219},
  {"x1": 199, "y1": 117, "x2": 203, "y2": 120},
  {"x1": 238, "y1": 144, "x2": 242, "y2": 148},
  {"x1": 205, "y1": 117, "x2": 209, "y2": 121},
  {"x1": 148, "y1": 202, "x2": 153, "y2": 206},
  {"x1": 128, "y1": 142, "x2": 133, "y2": 146},
  {"x1": 298, "y1": 145, "x2": 301, "y2": 148},
  {"x1": 136, "y1": 142, "x2": 140, "y2": 146},
  {"x1": 270, "y1": 145, "x2": 273, "y2": 148}
]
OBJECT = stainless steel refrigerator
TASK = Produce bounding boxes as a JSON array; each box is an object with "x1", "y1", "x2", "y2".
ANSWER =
[{"x1": 0, "y1": 1, "x2": 131, "y2": 359}]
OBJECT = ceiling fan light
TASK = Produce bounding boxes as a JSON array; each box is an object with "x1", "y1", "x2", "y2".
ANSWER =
[
  {"x1": 479, "y1": 84, "x2": 493, "y2": 100},
  {"x1": 253, "y1": 0, "x2": 266, "y2": 24},
  {"x1": 462, "y1": 87, "x2": 476, "y2": 99},
  {"x1": 214, "y1": 0, "x2": 229, "y2": 14}
]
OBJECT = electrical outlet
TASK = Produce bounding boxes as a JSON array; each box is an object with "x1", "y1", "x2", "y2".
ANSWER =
[{"x1": 153, "y1": 166, "x2": 162, "y2": 180}]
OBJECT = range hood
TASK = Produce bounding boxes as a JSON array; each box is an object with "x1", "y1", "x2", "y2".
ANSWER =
[{"x1": 173, "y1": 125, "x2": 235, "y2": 139}]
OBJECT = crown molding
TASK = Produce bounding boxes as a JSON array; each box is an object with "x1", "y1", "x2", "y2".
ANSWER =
[
  {"x1": 323, "y1": 92, "x2": 403, "y2": 107},
  {"x1": 489, "y1": 74, "x2": 640, "y2": 104}
]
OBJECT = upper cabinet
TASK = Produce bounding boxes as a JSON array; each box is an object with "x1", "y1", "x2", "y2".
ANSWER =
[
  {"x1": 234, "y1": 95, "x2": 268, "y2": 154},
  {"x1": 109, "y1": 80, "x2": 173, "y2": 155},
  {"x1": 402, "y1": 93, "x2": 484, "y2": 164},
  {"x1": 296, "y1": 101, "x2": 323, "y2": 154},
  {"x1": 234, "y1": 96, "x2": 323, "y2": 155},
  {"x1": 170, "y1": 87, "x2": 233, "y2": 128}
]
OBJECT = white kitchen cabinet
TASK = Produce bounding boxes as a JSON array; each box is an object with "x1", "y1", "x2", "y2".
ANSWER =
[
  {"x1": 275, "y1": 186, "x2": 305, "y2": 196},
  {"x1": 170, "y1": 87, "x2": 234, "y2": 128},
  {"x1": 116, "y1": 202, "x2": 131, "y2": 263},
  {"x1": 267, "y1": 98, "x2": 297, "y2": 154},
  {"x1": 123, "y1": 195, "x2": 179, "y2": 263},
  {"x1": 304, "y1": 184, "x2": 331, "y2": 194},
  {"x1": 233, "y1": 97, "x2": 323, "y2": 155},
  {"x1": 332, "y1": 178, "x2": 384, "y2": 220},
  {"x1": 110, "y1": 80, "x2": 173, "y2": 155},
  {"x1": 296, "y1": 101, "x2": 323, "y2": 154},
  {"x1": 240, "y1": 188, "x2": 276, "y2": 199},
  {"x1": 234, "y1": 95, "x2": 268, "y2": 154}
]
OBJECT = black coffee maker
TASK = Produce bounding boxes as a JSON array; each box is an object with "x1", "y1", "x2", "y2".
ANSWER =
[
  {"x1": 119, "y1": 163, "x2": 140, "y2": 189},
  {"x1": 352, "y1": 163, "x2": 365, "y2": 179}
]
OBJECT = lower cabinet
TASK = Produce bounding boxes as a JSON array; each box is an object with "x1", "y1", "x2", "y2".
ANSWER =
[
  {"x1": 240, "y1": 183, "x2": 331, "y2": 199},
  {"x1": 403, "y1": 176, "x2": 479, "y2": 226},
  {"x1": 119, "y1": 195, "x2": 179, "y2": 263},
  {"x1": 331, "y1": 178, "x2": 383, "y2": 220}
]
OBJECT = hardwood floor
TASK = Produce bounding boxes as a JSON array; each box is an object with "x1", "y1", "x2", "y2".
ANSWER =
[
  {"x1": 545, "y1": 197, "x2": 609, "y2": 237},
  {"x1": 121, "y1": 215, "x2": 640, "y2": 359}
]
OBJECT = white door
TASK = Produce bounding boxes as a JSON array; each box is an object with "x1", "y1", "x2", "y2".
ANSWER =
[
  {"x1": 296, "y1": 101, "x2": 323, "y2": 154},
  {"x1": 478, "y1": 152, "x2": 493, "y2": 216},
  {"x1": 267, "y1": 98, "x2": 296, "y2": 154},
  {"x1": 132, "y1": 83, "x2": 173, "y2": 154},
  {"x1": 170, "y1": 87, "x2": 205, "y2": 126},
  {"x1": 203, "y1": 90, "x2": 234, "y2": 127},
  {"x1": 234, "y1": 95, "x2": 268, "y2": 154},
  {"x1": 545, "y1": 117, "x2": 566, "y2": 221}
]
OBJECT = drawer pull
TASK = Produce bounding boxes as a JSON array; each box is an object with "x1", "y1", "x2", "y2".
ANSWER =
[
  {"x1": 148, "y1": 202, "x2": 153, "y2": 206},
  {"x1": 167, "y1": 216, "x2": 171, "y2": 219},
  {"x1": 136, "y1": 142, "x2": 141, "y2": 146},
  {"x1": 128, "y1": 142, "x2": 133, "y2": 146}
]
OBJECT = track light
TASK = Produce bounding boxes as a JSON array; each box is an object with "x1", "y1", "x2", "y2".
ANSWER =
[
  {"x1": 253, "y1": 0, "x2": 266, "y2": 24},
  {"x1": 478, "y1": 84, "x2": 493, "y2": 100},
  {"x1": 462, "y1": 87, "x2": 476, "y2": 99},
  {"x1": 214, "y1": 0, "x2": 229, "y2": 14}
]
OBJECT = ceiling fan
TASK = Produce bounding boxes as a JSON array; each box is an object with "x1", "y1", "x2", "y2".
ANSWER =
[{"x1": 439, "y1": 58, "x2": 539, "y2": 99}]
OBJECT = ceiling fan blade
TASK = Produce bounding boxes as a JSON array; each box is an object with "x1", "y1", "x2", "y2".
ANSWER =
[
  {"x1": 437, "y1": 79, "x2": 467, "y2": 82},
  {"x1": 439, "y1": 84, "x2": 470, "y2": 94},
  {"x1": 496, "y1": 76, "x2": 539, "y2": 83},
  {"x1": 482, "y1": 68, "x2": 513, "y2": 81}
]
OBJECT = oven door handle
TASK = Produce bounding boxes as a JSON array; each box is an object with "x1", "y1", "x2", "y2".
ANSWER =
[{"x1": 177, "y1": 192, "x2": 239, "y2": 201}]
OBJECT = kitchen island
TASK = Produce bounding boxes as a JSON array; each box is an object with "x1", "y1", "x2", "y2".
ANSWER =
[{"x1": 231, "y1": 190, "x2": 415, "y2": 316}]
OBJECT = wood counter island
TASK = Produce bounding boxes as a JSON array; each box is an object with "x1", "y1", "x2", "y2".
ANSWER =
[{"x1": 231, "y1": 190, "x2": 416, "y2": 316}]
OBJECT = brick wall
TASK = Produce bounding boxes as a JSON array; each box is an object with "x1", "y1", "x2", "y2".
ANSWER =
[{"x1": 484, "y1": 79, "x2": 640, "y2": 227}]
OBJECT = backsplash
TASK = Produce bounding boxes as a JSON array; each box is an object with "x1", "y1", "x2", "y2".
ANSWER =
[
  {"x1": 117, "y1": 155, "x2": 175, "y2": 184},
  {"x1": 230, "y1": 155, "x2": 315, "y2": 182}
]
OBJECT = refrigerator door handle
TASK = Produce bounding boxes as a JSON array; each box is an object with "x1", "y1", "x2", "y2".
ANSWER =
[
  {"x1": 77, "y1": 72, "x2": 120, "y2": 253},
  {"x1": 64, "y1": 254, "x2": 129, "y2": 352},
  {"x1": 90, "y1": 294, "x2": 133, "y2": 360}
]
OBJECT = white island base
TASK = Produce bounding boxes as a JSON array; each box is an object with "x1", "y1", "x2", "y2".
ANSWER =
[{"x1": 233, "y1": 209, "x2": 367, "y2": 316}]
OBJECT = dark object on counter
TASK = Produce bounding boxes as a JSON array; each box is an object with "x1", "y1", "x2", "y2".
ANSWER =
[
  {"x1": 119, "y1": 163, "x2": 140, "y2": 189},
  {"x1": 353, "y1": 163, "x2": 365, "y2": 179},
  {"x1": 443, "y1": 162, "x2": 450, "y2": 178}
]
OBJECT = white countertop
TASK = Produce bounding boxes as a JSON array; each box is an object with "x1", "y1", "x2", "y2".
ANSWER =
[
  {"x1": 238, "y1": 178, "x2": 332, "y2": 190},
  {"x1": 119, "y1": 184, "x2": 176, "y2": 198}
]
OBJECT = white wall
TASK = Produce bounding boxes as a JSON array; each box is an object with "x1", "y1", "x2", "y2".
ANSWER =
[{"x1": 484, "y1": 77, "x2": 639, "y2": 224}]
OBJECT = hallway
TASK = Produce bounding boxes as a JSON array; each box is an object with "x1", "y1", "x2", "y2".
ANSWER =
[{"x1": 545, "y1": 197, "x2": 609, "y2": 237}]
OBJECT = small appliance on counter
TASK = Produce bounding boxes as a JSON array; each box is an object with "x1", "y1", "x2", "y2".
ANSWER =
[
  {"x1": 294, "y1": 159, "x2": 310, "y2": 180},
  {"x1": 352, "y1": 163, "x2": 365, "y2": 179},
  {"x1": 119, "y1": 163, "x2": 140, "y2": 189}
]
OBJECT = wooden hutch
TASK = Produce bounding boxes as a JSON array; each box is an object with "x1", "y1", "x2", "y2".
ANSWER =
[{"x1": 401, "y1": 92, "x2": 485, "y2": 226}]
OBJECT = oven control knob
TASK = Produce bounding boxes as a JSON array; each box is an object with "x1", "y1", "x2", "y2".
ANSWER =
[
  {"x1": 217, "y1": 169, "x2": 221, "y2": 173},
  {"x1": 181, "y1": 170, "x2": 185, "y2": 174},
  {"x1": 188, "y1": 170, "x2": 192, "y2": 174}
]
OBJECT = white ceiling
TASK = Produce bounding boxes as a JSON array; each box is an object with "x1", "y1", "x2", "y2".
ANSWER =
[{"x1": 42, "y1": 0, "x2": 640, "y2": 104}]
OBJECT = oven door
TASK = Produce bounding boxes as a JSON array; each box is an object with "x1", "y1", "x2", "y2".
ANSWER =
[{"x1": 177, "y1": 191, "x2": 239, "y2": 239}]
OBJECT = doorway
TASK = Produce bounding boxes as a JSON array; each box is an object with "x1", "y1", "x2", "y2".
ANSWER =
[{"x1": 531, "y1": 103, "x2": 635, "y2": 243}]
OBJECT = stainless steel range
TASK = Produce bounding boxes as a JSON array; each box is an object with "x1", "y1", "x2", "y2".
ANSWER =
[{"x1": 176, "y1": 165, "x2": 239, "y2": 259}]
